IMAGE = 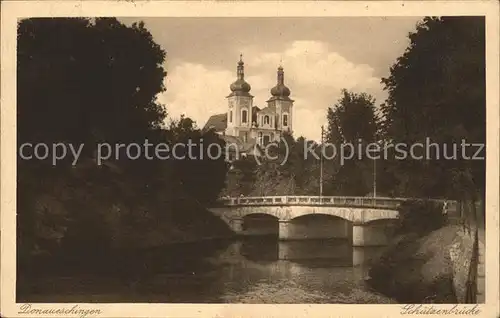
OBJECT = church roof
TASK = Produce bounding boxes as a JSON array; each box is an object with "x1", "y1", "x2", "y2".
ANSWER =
[
  {"x1": 257, "y1": 106, "x2": 274, "y2": 115},
  {"x1": 266, "y1": 95, "x2": 294, "y2": 102},
  {"x1": 222, "y1": 135, "x2": 262, "y2": 155},
  {"x1": 228, "y1": 55, "x2": 252, "y2": 97},
  {"x1": 203, "y1": 113, "x2": 227, "y2": 132},
  {"x1": 267, "y1": 65, "x2": 294, "y2": 102}
]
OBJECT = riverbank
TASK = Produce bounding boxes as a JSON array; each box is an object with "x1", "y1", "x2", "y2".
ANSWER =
[
  {"x1": 365, "y1": 224, "x2": 475, "y2": 303},
  {"x1": 18, "y1": 203, "x2": 234, "y2": 271},
  {"x1": 17, "y1": 168, "x2": 237, "y2": 297}
]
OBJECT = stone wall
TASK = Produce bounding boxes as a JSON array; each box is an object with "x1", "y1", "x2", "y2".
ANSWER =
[
  {"x1": 448, "y1": 227, "x2": 475, "y2": 302},
  {"x1": 366, "y1": 225, "x2": 472, "y2": 303}
]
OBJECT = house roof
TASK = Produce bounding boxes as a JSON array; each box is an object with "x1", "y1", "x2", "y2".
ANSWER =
[{"x1": 203, "y1": 113, "x2": 227, "y2": 132}]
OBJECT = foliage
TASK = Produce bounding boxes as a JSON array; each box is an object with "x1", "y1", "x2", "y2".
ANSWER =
[
  {"x1": 326, "y1": 89, "x2": 379, "y2": 144},
  {"x1": 395, "y1": 200, "x2": 448, "y2": 236},
  {"x1": 379, "y1": 16, "x2": 485, "y2": 200},
  {"x1": 252, "y1": 134, "x2": 295, "y2": 196},
  {"x1": 221, "y1": 132, "x2": 328, "y2": 196},
  {"x1": 223, "y1": 157, "x2": 257, "y2": 196},
  {"x1": 168, "y1": 116, "x2": 229, "y2": 204},
  {"x1": 17, "y1": 18, "x2": 167, "y2": 150},
  {"x1": 292, "y1": 137, "x2": 329, "y2": 195},
  {"x1": 17, "y1": 18, "x2": 229, "y2": 260},
  {"x1": 324, "y1": 90, "x2": 380, "y2": 196}
]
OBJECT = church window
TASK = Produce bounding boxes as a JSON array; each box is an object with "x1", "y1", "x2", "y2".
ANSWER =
[
  {"x1": 229, "y1": 110, "x2": 233, "y2": 123},
  {"x1": 264, "y1": 115, "x2": 270, "y2": 125},
  {"x1": 283, "y1": 114, "x2": 288, "y2": 126},
  {"x1": 242, "y1": 109, "x2": 248, "y2": 123}
]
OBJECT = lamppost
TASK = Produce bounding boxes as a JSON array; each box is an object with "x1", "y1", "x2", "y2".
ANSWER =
[
  {"x1": 373, "y1": 151, "x2": 377, "y2": 198},
  {"x1": 320, "y1": 125, "x2": 324, "y2": 197},
  {"x1": 372, "y1": 131, "x2": 378, "y2": 199}
]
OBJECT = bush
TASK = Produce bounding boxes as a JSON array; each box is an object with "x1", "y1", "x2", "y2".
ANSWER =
[{"x1": 396, "y1": 199, "x2": 448, "y2": 236}]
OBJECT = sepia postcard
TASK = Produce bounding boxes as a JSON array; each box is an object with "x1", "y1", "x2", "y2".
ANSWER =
[{"x1": 1, "y1": 1, "x2": 499, "y2": 317}]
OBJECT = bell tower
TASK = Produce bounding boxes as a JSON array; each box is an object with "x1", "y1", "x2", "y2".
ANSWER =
[
  {"x1": 226, "y1": 55, "x2": 254, "y2": 140},
  {"x1": 266, "y1": 64, "x2": 294, "y2": 139}
]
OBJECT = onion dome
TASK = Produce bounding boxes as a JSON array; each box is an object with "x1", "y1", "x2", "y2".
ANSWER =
[
  {"x1": 270, "y1": 66, "x2": 291, "y2": 98},
  {"x1": 229, "y1": 55, "x2": 251, "y2": 94}
]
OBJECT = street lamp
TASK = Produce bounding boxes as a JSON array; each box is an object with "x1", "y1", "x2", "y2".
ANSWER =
[
  {"x1": 373, "y1": 151, "x2": 377, "y2": 198},
  {"x1": 373, "y1": 133, "x2": 378, "y2": 199},
  {"x1": 320, "y1": 125, "x2": 324, "y2": 197}
]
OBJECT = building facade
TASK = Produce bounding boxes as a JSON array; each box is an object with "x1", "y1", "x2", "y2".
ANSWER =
[{"x1": 204, "y1": 55, "x2": 294, "y2": 151}]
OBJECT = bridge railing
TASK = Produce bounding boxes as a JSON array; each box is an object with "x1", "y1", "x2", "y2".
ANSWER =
[{"x1": 216, "y1": 196, "x2": 457, "y2": 211}]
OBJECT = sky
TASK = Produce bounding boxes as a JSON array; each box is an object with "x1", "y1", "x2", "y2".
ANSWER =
[{"x1": 120, "y1": 17, "x2": 423, "y2": 141}]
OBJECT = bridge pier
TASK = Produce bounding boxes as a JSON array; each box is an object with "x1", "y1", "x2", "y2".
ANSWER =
[
  {"x1": 352, "y1": 222, "x2": 391, "y2": 247},
  {"x1": 229, "y1": 218, "x2": 244, "y2": 233},
  {"x1": 278, "y1": 220, "x2": 291, "y2": 240}
]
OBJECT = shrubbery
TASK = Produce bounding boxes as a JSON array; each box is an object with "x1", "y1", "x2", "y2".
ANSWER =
[
  {"x1": 395, "y1": 199, "x2": 448, "y2": 236},
  {"x1": 366, "y1": 200, "x2": 458, "y2": 303}
]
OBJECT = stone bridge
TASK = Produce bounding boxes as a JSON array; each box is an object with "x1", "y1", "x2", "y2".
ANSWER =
[{"x1": 209, "y1": 196, "x2": 455, "y2": 247}]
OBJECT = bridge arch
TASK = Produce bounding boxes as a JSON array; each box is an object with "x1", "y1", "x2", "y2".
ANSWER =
[
  {"x1": 362, "y1": 210, "x2": 399, "y2": 223},
  {"x1": 289, "y1": 213, "x2": 351, "y2": 222},
  {"x1": 241, "y1": 213, "x2": 279, "y2": 236},
  {"x1": 207, "y1": 196, "x2": 425, "y2": 244},
  {"x1": 284, "y1": 213, "x2": 352, "y2": 240},
  {"x1": 209, "y1": 196, "x2": 454, "y2": 246},
  {"x1": 242, "y1": 213, "x2": 280, "y2": 221},
  {"x1": 208, "y1": 205, "x2": 399, "y2": 225}
]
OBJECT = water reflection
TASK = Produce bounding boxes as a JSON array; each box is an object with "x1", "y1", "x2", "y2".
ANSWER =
[
  {"x1": 206, "y1": 237, "x2": 392, "y2": 303},
  {"x1": 19, "y1": 237, "x2": 395, "y2": 303},
  {"x1": 238, "y1": 236, "x2": 382, "y2": 266}
]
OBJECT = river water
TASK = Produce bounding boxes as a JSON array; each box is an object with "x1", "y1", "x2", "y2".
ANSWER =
[{"x1": 18, "y1": 237, "x2": 396, "y2": 303}]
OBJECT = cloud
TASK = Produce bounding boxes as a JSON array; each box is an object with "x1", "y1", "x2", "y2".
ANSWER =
[
  {"x1": 160, "y1": 40, "x2": 385, "y2": 141},
  {"x1": 159, "y1": 63, "x2": 233, "y2": 128}
]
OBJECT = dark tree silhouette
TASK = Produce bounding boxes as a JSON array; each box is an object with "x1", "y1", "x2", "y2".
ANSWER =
[
  {"x1": 380, "y1": 16, "x2": 485, "y2": 201},
  {"x1": 16, "y1": 18, "x2": 229, "y2": 264},
  {"x1": 17, "y1": 18, "x2": 167, "y2": 151}
]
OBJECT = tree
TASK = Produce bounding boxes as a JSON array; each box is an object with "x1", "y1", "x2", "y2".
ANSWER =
[
  {"x1": 380, "y1": 17, "x2": 485, "y2": 202},
  {"x1": 223, "y1": 157, "x2": 257, "y2": 196},
  {"x1": 17, "y1": 18, "x2": 167, "y2": 153},
  {"x1": 17, "y1": 17, "x2": 170, "y2": 257},
  {"x1": 292, "y1": 137, "x2": 322, "y2": 195},
  {"x1": 168, "y1": 116, "x2": 229, "y2": 204},
  {"x1": 324, "y1": 89, "x2": 380, "y2": 196},
  {"x1": 326, "y1": 90, "x2": 379, "y2": 144},
  {"x1": 16, "y1": 18, "x2": 228, "y2": 262}
]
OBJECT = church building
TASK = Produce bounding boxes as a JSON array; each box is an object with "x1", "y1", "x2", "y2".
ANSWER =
[{"x1": 203, "y1": 55, "x2": 294, "y2": 159}]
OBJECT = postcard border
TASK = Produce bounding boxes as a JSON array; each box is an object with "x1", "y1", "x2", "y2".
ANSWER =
[{"x1": 1, "y1": 1, "x2": 499, "y2": 317}]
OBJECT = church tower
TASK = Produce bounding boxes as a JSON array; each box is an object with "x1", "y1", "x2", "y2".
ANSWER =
[
  {"x1": 266, "y1": 65, "x2": 294, "y2": 139},
  {"x1": 226, "y1": 55, "x2": 254, "y2": 142}
]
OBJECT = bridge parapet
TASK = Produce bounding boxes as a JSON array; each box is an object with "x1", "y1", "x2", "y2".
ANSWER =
[{"x1": 217, "y1": 196, "x2": 457, "y2": 212}]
